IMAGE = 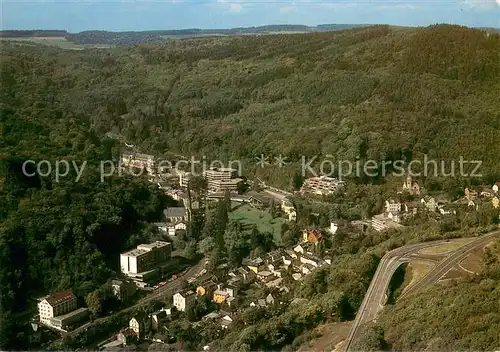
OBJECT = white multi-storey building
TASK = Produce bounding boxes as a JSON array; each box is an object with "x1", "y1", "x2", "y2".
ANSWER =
[
  {"x1": 38, "y1": 290, "x2": 77, "y2": 325},
  {"x1": 301, "y1": 176, "x2": 344, "y2": 196},
  {"x1": 120, "y1": 241, "x2": 172, "y2": 276},
  {"x1": 203, "y1": 167, "x2": 243, "y2": 193}
]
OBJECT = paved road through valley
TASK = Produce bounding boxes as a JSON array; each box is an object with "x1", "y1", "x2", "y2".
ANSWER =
[{"x1": 342, "y1": 231, "x2": 500, "y2": 351}]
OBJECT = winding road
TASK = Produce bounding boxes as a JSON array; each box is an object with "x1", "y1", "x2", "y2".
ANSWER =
[{"x1": 342, "y1": 230, "x2": 500, "y2": 351}]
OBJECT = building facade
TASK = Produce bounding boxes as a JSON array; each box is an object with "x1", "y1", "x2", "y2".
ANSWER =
[
  {"x1": 121, "y1": 151, "x2": 156, "y2": 175},
  {"x1": 301, "y1": 176, "x2": 344, "y2": 196},
  {"x1": 120, "y1": 241, "x2": 172, "y2": 276},
  {"x1": 203, "y1": 167, "x2": 243, "y2": 193},
  {"x1": 173, "y1": 291, "x2": 196, "y2": 312},
  {"x1": 37, "y1": 290, "x2": 78, "y2": 326}
]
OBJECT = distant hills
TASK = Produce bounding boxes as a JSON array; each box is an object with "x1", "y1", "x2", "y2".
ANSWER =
[{"x1": 0, "y1": 25, "x2": 373, "y2": 44}]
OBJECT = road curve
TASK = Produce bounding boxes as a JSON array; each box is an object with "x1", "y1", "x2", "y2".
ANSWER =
[
  {"x1": 398, "y1": 231, "x2": 500, "y2": 300},
  {"x1": 342, "y1": 231, "x2": 500, "y2": 351}
]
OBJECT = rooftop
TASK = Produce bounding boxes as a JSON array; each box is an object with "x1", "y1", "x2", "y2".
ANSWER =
[
  {"x1": 137, "y1": 241, "x2": 170, "y2": 251},
  {"x1": 44, "y1": 290, "x2": 75, "y2": 306},
  {"x1": 164, "y1": 207, "x2": 188, "y2": 218}
]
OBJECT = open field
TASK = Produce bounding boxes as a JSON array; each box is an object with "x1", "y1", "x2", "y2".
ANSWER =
[
  {"x1": 460, "y1": 247, "x2": 485, "y2": 273},
  {"x1": 1, "y1": 37, "x2": 113, "y2": 50},
  {"x1": 228, "y1": 203, "x2": 286, "y2": 242},
  {"x1": 418, "y1": 238, "x2": 475, "y2": 255},
  {"x1": 399, "y1": 261, "x2": 435, "y2": 296}
]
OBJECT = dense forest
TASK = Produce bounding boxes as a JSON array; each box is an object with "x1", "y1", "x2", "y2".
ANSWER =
[
  {"x1": 1, "y1": 24, "x2": 499, "y2": 350},
  {"x1": 2, "y1": 24, "x2": 498, "y2": 187}
]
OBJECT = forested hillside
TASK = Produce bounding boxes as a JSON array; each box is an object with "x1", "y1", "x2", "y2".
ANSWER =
[
  {"x1": 1, "y1": 24, "x2": 499, "y2": 350},
  {"x1": 353, "y1": 238, "x2": 500, "y2": 351},
  {"x1": 2, "y1": 24, "x2": 499, "y2": 186}
]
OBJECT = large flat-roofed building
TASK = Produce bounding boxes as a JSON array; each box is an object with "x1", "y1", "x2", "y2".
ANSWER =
[
  {"x1": 120, "y1": 241, "x2": 172, "y2": 284},
  {"x1": 301, "y1": 176, "x2": 344, "y2": 196},
  {"x1": 203, "y1": 167, "x2": 243, "y2": 193},
  {"x1": 121, "y1": 151, "x2": 156, "y2": 175},
  {"x1": 49, "y1": 308, "x2": 89, "y2": 330}
]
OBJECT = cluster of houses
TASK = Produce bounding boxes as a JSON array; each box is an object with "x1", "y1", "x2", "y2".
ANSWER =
[
  {"x1": 371, "y1": 181, "x2": 500, "y2": 232},
  {"x1": 102, "y1": 307, "x2": 175, "y2": 349},
  {"x1": 169, "y1": 242, "x2": 330, "y2": 330},
  {"x1": 464, "y1": 184, "x2": 500, "y2": 209}
]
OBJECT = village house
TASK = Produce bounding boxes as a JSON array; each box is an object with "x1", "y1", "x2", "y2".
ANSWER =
[
  {"x1": 330, "y1": 219, "x2": 347, "y2": 235},
  {"x1": 246, "y1": 257, "x2": 266, "y2": 273},
  {"x1": 166, "y1": 221, "x2": 187, "y2": 237},
  {"x1": 220, "y1": 315, "x2": 233, "y2": 329},
  {"x1": 149, "y1": 308, "x2": 170, "y2": 332},
  {"x1": 129, "y1": 313, "x2": 152, "y2": 339},
  {"x1": 468, "y1": 200, "x2": 479, "y2": 210},
  {"x1": 256, "y1": 271, "x2": 275, "y2": 282},
  {"x1": 493, "y1": 182, "x2": 500, "y2": 193},
  {"x1": 465, "y1": 187, "x2": 478, "y2": 201},
  {"x1": 196, "y1": 281, "x2": 217, "y2": 297},
  {"x1": 421, "y1": 196, "x2": 438, "y2": 212},
  {"x1": 302, "y1": 229, "x2": 322, "y2": 244},
  {"x1": 236, "y1": 267, "x2": 255, "y2": 283},
  {"x1": 173, "y1": 291, "x2": 196, "y2": 312},
  {"x1": 492, "y1": 196, "x2": 499, "y2": 209},
  {"x1": 213, "y1": 289, "x2": 230, "y2": 304},
  {"x1": 117, "y1": 328, "x2": 137, "y2": 346},
  {"x1": 166, "y1": 189, "x2": 185, "y2": 201}
]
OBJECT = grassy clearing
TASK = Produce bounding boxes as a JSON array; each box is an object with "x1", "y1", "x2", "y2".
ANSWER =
[
  {"x1": 418, "y1": 238, "x2": 475, "y2": 255},
  {"x1": 399, "y1": 261, "x2": 434, "y2": 296},
  {"x1": 228, "y1": 203, "x2": 286, "y2": 243}
]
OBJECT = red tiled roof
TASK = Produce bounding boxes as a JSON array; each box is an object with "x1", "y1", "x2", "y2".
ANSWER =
[{"x1": 45, "y1": 290, "x2": 75, "y2": 306}]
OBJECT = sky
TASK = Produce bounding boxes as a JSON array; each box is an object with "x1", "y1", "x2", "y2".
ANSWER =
[{"x1": 1, "y1": 0, "x2": 498, "y2": 32}]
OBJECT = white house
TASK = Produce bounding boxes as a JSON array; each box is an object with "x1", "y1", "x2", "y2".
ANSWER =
[
  {"x1": 493, "y1": 182, "x2": 500, "y2": 193},
  {"x1": 167, "y1": 222, "x2": 187, "y2": 236},
  {"x1": 173, "y1": 291, "x2": 196, "y2": 312}
]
